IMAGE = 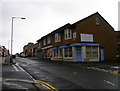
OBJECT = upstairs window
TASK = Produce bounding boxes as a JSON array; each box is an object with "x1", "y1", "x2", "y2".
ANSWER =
[
  {"x1": 96, "y1": 16, "x2": 100, "y2": 25},
  {"x1": 118, "y1": 36, "x2": 120, "y2": 44},
  {"x1": 73, "y1": 32, "x2": 76, "y2": 38},
  {"x1": 47, "y1": 36, "x2": 50, "y2": 44},
  {"x1": 43, "y1": 38, "x2": 46, "y2": 46},
  {"x1": 55, "y1": 33, "x2": 61, "y2": 42},
  {"x1": 38, "y1": 42, "x2": 41, "y2": 48},
  {"x1": 65, "y1": 28, "x2": 72, "y2": 40}
]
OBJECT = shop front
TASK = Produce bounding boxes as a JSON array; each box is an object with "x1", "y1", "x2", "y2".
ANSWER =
[
  {"x1": 70, "y1": 43, "x2": 100, "y2": 62},
  {"x1": 52, "y1": 43, "x2": 100, "y2": 62}
]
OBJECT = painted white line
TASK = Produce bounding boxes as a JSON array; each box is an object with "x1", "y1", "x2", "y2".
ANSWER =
[
  {"x1": 12, "y1": 65, "x2": 19, "y2": 71},
  {"x1": 111, "y1": 66, "x2": 120, "y2": 69},
  {"x1": 87, "y1": 67, "x2": 91, "y2": 69},
  {"x1": 103, "y1": 80, "x2": 115, "y2": 86},
  {"x1": 107, "y1": 70, "x2": 113, "y2": 73},
  {"x1": 15, "y1": 64, "x2": 25, "y2": 71},
  {"x1": 16, "y1": 64, "x2": 35, "y2": 81}
]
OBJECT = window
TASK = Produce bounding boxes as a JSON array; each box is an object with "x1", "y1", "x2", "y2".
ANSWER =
[
  {"x1": 118, "y1": 36, "x2": 120, "y2": 44},
  {"x1": 47, "y1": 36, "x2": 50, "y2": 44},
  {"x1": 96, "y1": 16, "x2": 100, "y2": 25},
  {"x1": 64, "y1": 47, "x2": 72, "y2": 57},
  {"x1": 65, "y1": 29, "x2": 72, "y2": 40},
  {"x1": 55, "y1": 33, "x2": 61, "y2": 42},
  {"x1": 38, "y1": 42, "x2": 41, "y2": 48},
  {"x1": 43, "y1": 38, "x2": 46, "y2": 45},
  {"x1": 86, "y1": 46, "x2": 98, "y2": 58},
  {"x1": 53, "y1": 49, "x2": 62, "y2": 57},
  {"x1": 73, "y1": 32, "x2": 76, "y2": 38},
  {"x1": 116, "y1": 48, "x2": 120, "y2": 57}
]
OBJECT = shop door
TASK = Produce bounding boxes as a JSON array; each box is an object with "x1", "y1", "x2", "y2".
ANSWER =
[
  {"x1": 101, "y1": 48, "x2": 104, "y2": 61},
  {"x1": 76, "y1": 47, "x2": 82, "y2": 61}
]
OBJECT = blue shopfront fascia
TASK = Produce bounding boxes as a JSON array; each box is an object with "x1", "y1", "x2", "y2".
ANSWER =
[
  {"x1": 52, "y1": 43, "x2": 100, "y2": 49},
  {"x1": 70, "y1": 43, "x2": 100, "y2": 46}
]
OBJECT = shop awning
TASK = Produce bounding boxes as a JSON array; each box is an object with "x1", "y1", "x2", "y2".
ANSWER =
[
  {"x1": 58, "y1": 45, "x2": 68, "y2": 49},
  {"x1": 52, "y1": 45, "x2": 68, "y2": 49},
  {"x1": 70, "y1": 43, "x2": 100, "y2": 46},
  {"x1": 52, "y1": 47, "x2": 57, "y2": 49}
]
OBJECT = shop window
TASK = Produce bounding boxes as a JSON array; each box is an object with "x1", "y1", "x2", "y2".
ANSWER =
[
  {"x1": 53, "y1": 49, "x2": 62, "y2": 57},
  {"x1": 64, "y1": 47, "x2": 72, "y2": 57},
  {"x1": 86, "y1": 46, "x2": 98, "y2": 58},
  {"x1": 64, "y1": 48, "x2": 68, "y2": 57}
]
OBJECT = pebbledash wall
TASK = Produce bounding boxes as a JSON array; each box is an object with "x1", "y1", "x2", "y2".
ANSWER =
[{"x1": 37, "y1": 12, "x2": 118, "y2": 62}]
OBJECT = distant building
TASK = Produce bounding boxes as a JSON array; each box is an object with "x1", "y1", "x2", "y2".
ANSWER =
[
  {"x1": 114, "y1": 31, "x2": 120, "y2": 60},
  {"x1": 0, "y1": 45, "x2": 9, "y2": 57},
  {"x1": 37, "y1": 12, "x2": 118, "y2": 62},
  {"x1": 0, "y1": 45, "x2": 2, "y2": 57},
  {"x1": 23, "y1": 42, "x2": 38, "y2": 57}
]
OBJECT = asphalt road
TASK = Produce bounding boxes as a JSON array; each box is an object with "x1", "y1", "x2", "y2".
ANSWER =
[{"x1": 2, "y1": 57, "x2": 120, "y2": 91}]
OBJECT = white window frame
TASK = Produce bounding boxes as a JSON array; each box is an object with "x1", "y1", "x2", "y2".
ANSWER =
[
  {"x1": 47, "y1": 36, "x2": 50, "y2": 44},
  {"x1": 53, "y1": 49, "x2": 62, "y2": 58},
  {"x1": 43, "y1": 38, "x2": 46, "y2": 46},
  {"x1": 65, "y1": 28, "x2": 72, "y2": 40},
  {"x1": 73, "y1": 32, "x2": 76, "y2": 38},
  {"x1": 38, "y1": 42, "x2": 41, "y2": 48},
  {"x1": 55, "y1": 33, "x2": 61, "y2": 42},
  {"x1": 64, "y1": 47, "x2": 73, "y2": 58}
]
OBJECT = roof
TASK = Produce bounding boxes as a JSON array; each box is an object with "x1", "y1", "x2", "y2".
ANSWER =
[
  {"x1": 37, "y1": 12, "x2": 114, "y2": 42},
  {"x1": 37, "y1": 23, "x2": 71, "y2": 42},
  {"x1": 72, "y1": 12, "x2": 114, "y2": 30}
]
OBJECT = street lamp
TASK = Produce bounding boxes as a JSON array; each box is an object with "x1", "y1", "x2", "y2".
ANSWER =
[{"x1": 10, "y1": 17, "x2": 26, "y2": 63}]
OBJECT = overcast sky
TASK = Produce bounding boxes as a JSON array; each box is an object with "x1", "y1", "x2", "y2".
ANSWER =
[{"x1": 0, "y1": 0, "x2": 119, "y2": 54}]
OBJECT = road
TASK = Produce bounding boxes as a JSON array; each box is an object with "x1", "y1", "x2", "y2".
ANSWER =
[{"x1": 2, "y1": 57, "x2": 120, "y2": 91}]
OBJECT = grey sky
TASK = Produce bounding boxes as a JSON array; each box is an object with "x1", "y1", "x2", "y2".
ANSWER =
[{"x1": 0, "y1": 0, "x2": 119, "y2": 54}]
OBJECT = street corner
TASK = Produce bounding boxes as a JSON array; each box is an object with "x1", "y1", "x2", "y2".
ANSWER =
[{"x1": 113, "y1": 70, "x2": 120, "y2": 76}]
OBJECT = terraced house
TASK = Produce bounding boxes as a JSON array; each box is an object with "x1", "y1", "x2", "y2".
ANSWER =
[{"x1": 37, "y1": 12, "x2": 118, "y2": 62}]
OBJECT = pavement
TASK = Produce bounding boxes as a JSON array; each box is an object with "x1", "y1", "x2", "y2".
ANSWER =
[
  {"x1": 2, "y1": 56, "x2": 16, "y2": 65},
  {"x1": 2, "y1": 57, "x2": 51, "y2": 91}
]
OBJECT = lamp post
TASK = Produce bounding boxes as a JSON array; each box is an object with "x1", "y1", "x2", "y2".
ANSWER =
[{"x1": 10, "y1": 17, "x2": 26, "y2": 63}]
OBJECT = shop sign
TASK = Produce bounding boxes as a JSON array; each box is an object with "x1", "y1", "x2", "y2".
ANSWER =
[{"x1": 81, "y1": 33, "x2": 93, "y2": 42}]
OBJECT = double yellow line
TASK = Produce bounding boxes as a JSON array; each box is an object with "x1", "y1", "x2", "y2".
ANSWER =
[
  {"x1": 113, "y1": 70, "x2": 120, "y2": 76},
  {"x1": 35, "y1": 80, "x2": 58, "y2": 91}
]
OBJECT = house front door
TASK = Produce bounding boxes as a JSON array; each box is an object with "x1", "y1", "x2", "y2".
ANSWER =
[{"x1": 76, "y1": 47, "x2": 82, "y2": 61}]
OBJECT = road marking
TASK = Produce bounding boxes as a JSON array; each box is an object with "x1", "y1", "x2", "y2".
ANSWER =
[
  {"x1": 113, "y1": 70, "x2": 120, "y2": 76},
  {"x1": 103, "y1": 80, "x2": 115, "y2": 86},
  {"x1": 16, "y1": 61, "x2": 58, "y2": 91},
  {"x1": 12, "y1": 65, "x2": 19, "y2": 71},
  {"x1": 4, "y1": 78, "x2": 35, "y2": 83},
  {"x1": 35, "y1": 80, "x2": 58, "y2": 91},
  {"x1": 86, "y1": 67, "x2": 113, "y2": 73},
  {"x1": 15, "y1": 64, "x2": 25, "y2": 71},
  {"x1": 111, "y1": 66, "x2": 120, "y2": 69}
]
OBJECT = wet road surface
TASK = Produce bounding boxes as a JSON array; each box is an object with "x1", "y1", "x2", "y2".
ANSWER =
[
  {"x1": 2, "y1": 57, "x2": 120, "y2": 91},
  {"x1": 13, "y1": 57, "x2": 120, "y2": 91}
]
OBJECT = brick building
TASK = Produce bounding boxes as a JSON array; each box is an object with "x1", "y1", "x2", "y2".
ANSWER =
[
  {"x1": 37, "y1": 12, "x2": 117, "y2": 62},
  {"x1": 23, "y1": 42, "x2": 34, "y2": 57}
]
